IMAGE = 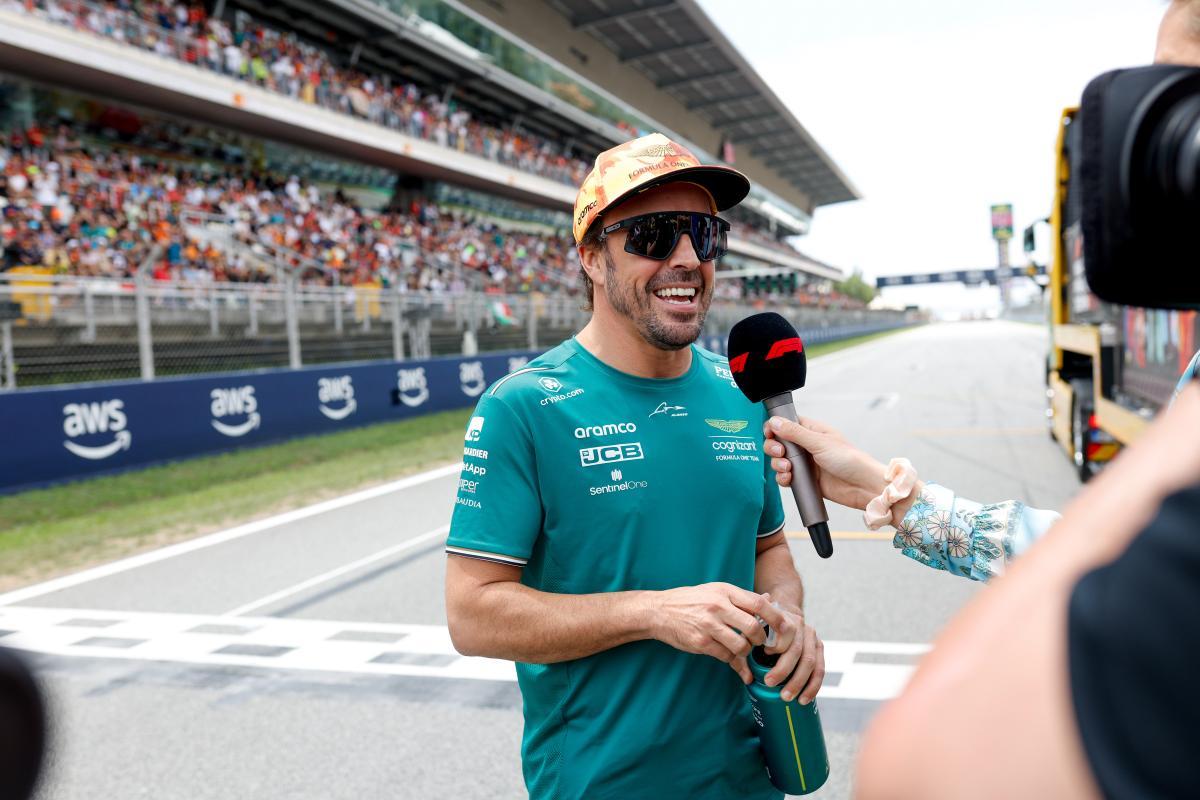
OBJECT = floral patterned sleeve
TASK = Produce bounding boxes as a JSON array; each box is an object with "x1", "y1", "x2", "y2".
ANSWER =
[{"x1": 892, "y1": 483, "x2": 1061, "y2": 582}]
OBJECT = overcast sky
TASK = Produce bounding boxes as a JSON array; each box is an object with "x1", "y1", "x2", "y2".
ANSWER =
[{"x1": 697, "y1": 0, "x2": 1166, "y2": 313}]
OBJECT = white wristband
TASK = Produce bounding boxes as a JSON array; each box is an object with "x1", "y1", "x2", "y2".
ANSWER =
[{"x1": 863, "y1": 458, "x2": 918, "y2": 530}]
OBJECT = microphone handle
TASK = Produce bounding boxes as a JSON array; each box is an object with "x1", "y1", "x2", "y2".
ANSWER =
[{"x1": 764, "y1": 394, "x2": 833, "y2": 558}]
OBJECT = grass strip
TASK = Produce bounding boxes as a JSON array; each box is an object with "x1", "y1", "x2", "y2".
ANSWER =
[
  {"x1": 0, "y1": 408, "x2": 472, "y2": 589},
  {"x1": 0, "y1": 325, "x2": 913, "y2": 588}
]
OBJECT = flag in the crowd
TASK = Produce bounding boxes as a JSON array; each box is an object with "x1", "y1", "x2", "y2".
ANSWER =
[{"x1": 492, "y1": 300, "x2": 517, "y2": 326}]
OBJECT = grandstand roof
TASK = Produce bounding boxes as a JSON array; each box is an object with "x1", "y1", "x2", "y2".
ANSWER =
[{"x1": 543, "y1": 0, "x2": 860, "y2": 207}]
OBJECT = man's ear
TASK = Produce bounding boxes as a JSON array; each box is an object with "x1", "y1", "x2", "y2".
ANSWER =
[{"x1": 578, "y1": 244, "x2": 606, "y2": 289}]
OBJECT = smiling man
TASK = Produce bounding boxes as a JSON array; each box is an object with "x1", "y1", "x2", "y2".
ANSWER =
[{"x1": 444, "y1": 133, "x2": 824, "y2": 800}]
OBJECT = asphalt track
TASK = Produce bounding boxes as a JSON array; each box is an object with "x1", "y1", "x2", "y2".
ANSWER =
[{"x1": 1, "y1": 321, "x2": 1081, "y2": 799}]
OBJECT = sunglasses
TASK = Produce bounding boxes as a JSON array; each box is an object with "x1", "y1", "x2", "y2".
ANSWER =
[{"x1": 600, "y1": 211, "x2": 730, "y2": 262}]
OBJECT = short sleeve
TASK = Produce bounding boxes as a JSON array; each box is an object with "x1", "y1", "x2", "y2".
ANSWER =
[
  {"x1": 757, "y1": 445, "x2": 786, "y2": 538},
  {"x1": 1068, "y1": 483, "x2": 1200, "y2": 799},
  {"x1": 446, "y1": 392, "x2": 542, "y2": 567}
]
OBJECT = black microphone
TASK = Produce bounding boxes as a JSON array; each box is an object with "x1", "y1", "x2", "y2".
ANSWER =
[{"x1": 728, "y1": 313, "x2": 833, "y2": 558}]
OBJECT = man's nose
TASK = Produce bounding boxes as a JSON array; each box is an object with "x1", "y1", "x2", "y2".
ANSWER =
[{"x1": 667, "y1": 228, "x2": 703, "y2": 269}]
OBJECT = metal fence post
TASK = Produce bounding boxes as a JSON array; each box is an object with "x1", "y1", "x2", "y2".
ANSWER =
[
  {"x1": 82, "y1": 283, "x2": 96, "y2": 343},
  {"x1": 209, "y1": 284, "x2": 220, "y2": 337},
  {"x1": 391, "y1": 289, "x2": 405, "y2": 361},
  {"x1": 527, "y1": 293, "x2": 538, "y2": 351},
  {"x1": 333, "y1": 281, "x2": 344, "y2": 334},
  {"x1": 285, "y1": 273, "x2": 301, "y2": 368},
  {"x1": 135, "y1": 271, "x2": 155, "y2": 380},
  {"x1": 247, "y1": 290, "x2": 258, "y2": 336},
  {"x1": 1, "y1": 321, "x2": 14, "y2": 390}
]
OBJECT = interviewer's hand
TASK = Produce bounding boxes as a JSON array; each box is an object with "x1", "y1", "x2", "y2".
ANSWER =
[
  {"x1": 762, "y1": 604, "x2": 825, "y2": 705},
  {"x1": 764, "y1": 416, "x2": 899, "y2": 513},
  {"x1": 650, "y1": 583, "x2": 783, "y2": 685}
]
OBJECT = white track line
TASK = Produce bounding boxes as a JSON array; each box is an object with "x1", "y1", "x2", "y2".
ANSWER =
[
  {"x1": 0, "y1": 463, "x2": 462, "y2": 607},
  {"x1": 225, "y1": 524, "x2": 450, "y2": 617}
]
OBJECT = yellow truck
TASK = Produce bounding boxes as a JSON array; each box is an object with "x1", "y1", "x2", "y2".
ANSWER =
[{"x1": 1036, "y1": 108, "x2": 1199, "y2": 481}]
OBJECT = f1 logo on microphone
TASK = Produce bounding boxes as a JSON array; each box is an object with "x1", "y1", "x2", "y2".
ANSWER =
[{"x1": 729, "y1": 337, "x2": 803, "y2": 374}]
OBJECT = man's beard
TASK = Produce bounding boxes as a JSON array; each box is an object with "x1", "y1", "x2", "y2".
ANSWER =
[{"x1": 602, "y1": 248, "x2": 709, "y2": 351}]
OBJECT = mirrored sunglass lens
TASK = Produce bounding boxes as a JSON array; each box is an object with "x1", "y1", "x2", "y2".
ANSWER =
[
  {"x1": 629, "y1": 215, "x2": 680, "y2": 259},
  {"x1": 691, "y1": 216, "x2": 721, "y2": 260}
]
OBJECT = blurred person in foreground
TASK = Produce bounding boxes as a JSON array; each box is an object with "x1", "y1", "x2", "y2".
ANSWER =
[{"x1": 444, "y1": 134, "x2": 823, "y2": 800}]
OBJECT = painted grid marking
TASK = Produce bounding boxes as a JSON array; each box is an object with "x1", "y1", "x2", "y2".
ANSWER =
[{"x1": 0, "y1": 607, "x2": 929, "y2": 701}]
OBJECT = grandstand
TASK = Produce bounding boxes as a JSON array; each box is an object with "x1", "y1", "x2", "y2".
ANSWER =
[{"x1": 0, "y1": 0, "x2": 892, "y2": 387}]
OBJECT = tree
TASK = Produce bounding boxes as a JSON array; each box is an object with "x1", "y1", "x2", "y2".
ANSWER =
[{"x1": 835, "y1": 270, "x2": 876, "y2": 304}]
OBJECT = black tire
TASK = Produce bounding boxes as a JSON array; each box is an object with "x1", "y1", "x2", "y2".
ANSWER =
[{"x1": 1070, "y1": 379, "x2": 1096, "y2": 482}]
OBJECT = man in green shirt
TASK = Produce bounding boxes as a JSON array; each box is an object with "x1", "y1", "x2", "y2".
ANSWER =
[{"x1": 445, "y1": 133, "x2": 825, "y2": 800}]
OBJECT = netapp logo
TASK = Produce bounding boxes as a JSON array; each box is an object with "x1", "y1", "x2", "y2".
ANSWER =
[
  {"x1": 462, "y1": 462, "x2": 487, "y2": 477},
  {"x1": 712, "y1": 439, "x2": 757, "y2": 453},
  {"x1": 396, "y1": 368, "x2": 429, "y2": 407},
  {"x1": 574, "y1": 422, "x2": 637, "y2": 439},
  {"x1": 579, "y1": 442, "x2": 644, "y2": 467},
  {"x1": 211, "y1": 386, "x2": 260, "y2": 437},
  {"x1": 460, "y1": 361, "x2": 486, "y2": 398},
  {"x1": 62, "y1": 399, "x2": 132, "y2": 460},
  {"x1": 318, "y1": 376, "x2": 357, "y2": 420}
]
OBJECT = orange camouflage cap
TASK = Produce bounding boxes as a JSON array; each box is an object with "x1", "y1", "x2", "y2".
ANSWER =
[{"x1": 572, "y1": 132, "x2": 750, "y2": 244}]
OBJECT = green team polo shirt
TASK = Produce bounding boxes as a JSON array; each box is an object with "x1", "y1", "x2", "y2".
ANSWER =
[{"x1": 447, "y1": 338, "x2": 785, "y2": 800}]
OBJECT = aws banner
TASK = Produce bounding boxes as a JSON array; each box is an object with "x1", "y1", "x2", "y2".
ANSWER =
[{"x1": 0, "y1": 351, "x2": 539, "y2": 494}]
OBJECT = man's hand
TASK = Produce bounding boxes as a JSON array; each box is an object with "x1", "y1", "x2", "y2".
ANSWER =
[
  {"x1": 650, "y1": 583, "x2": 784, "y2": 684},
  {"x1": 761, "y1": 604, "x2": 825, "y2": 704}
]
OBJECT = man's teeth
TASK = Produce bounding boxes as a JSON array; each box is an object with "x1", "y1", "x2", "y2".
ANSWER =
[{"x1": 654, "y1": 287, "x2": 697, "y2": 304}]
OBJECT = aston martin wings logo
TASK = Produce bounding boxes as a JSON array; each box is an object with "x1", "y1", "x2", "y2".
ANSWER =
[{"x1": 705, "y1": 418, "x2": 749, "y2": 434}]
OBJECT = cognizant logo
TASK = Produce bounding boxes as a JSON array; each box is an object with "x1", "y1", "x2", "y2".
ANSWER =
[
  {"x1": 574, "y1": 422, "x2": 637, "y2": 439},
  {"x1": 712, "y1": 439, "x2": 757, "y2": 453}
]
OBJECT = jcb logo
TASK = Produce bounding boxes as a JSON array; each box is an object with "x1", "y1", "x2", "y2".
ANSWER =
[{"x1": 579, "y1": 442, "x2": 644, "y2": 468}]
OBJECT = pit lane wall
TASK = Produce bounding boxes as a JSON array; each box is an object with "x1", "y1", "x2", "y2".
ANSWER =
[{"x1": 1, "y1": 323, "x2": 908, "y2": 493}]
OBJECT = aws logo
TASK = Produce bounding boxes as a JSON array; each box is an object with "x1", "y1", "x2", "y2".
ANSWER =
[
  {"x1": 210, "y1": 385, "x2": 261, "y2": 437},
  {"x1": 396, "y1": 368, "x2": 429, "y2": 408},
  {"x1": 62, "y1": 399, "x2": 132, "y2": 460},
  {"x1": 318, "y1": 376, "x2": 357, "y2": 421},
  {"x1": 460, "y1": 361, "x2": 486, "y2": 398}
]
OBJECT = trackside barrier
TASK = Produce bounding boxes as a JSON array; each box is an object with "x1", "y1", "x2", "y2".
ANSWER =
[
  {"x1": 0, "y1": 323, "x2": 912, "y2": 493},
  {"x1": 0, "y1": 350, "x2": 540, "y2": 494}
]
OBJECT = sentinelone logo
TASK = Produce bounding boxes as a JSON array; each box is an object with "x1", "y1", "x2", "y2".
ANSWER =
[
  {"x1": 62, "y1": 399, "x2": 131, "y2": 460},
  {"x1": 211, "y1": 386, "x2": 261, "y2": 437},
  {"x1": 318, "y1": 376, "x2": 356, "y2": 420}
]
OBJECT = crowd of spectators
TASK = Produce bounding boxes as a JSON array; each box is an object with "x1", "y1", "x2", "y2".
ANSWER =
[
  {"x1": 9, "y1": 0, "x2": 591, "y2": 186},
  {"x1": 0, "y1": 120, "x2": 577, "y2": 293}
]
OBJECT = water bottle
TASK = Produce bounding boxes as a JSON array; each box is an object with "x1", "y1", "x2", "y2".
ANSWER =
[{"x1": 745, "y1": 644, "x2": 830, "y2": 795}]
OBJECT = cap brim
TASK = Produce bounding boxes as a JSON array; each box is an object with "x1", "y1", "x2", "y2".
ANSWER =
[{"x1": 608, "y1": 164, "x2": 751, "y2": 216}]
